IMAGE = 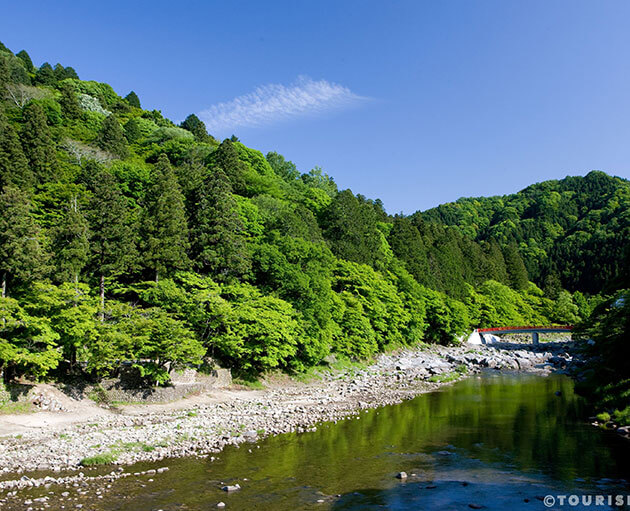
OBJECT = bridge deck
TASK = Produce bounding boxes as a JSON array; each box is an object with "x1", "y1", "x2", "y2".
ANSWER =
[{"x1": 478, "y1": 325, "x2": 572, "y2": 335}]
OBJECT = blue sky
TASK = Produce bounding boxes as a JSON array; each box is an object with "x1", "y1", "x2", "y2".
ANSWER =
[{"x1": 2, "y1": 0, "x2": 630, "y2": 213}]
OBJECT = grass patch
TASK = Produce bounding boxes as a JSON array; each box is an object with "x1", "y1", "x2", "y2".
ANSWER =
[
  {"x1": 233, "y1": 378, "x2": 264, "y2": 390},
  {"x1": 454, "y1": 364, "x2": 468, "y2": 374},
  {"x1": 428, "y1": 372, "x2": 462, "y2": 384},
  {"x1": 0, "y1": 401, "x2": 33, "y2": 414},
  {"x1": 80, "y1": 451, "x2": 118, "y2": 466}
]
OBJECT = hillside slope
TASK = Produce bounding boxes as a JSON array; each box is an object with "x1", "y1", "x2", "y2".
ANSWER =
[
  {"x1": 0, "y1": 42, "x2": 620, "y2": 384},
  {"x1": 418, "y1": 171, "x2": 630, "y2": 294}
]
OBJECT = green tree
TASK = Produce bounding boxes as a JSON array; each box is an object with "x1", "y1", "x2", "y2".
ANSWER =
[
  {"x1": 21, "y1": 102, "x2": 58, "y2": 183},
  {"x1": 388, "y1": 215, "x2": 429, "y2": 283},
  {"x1": 124, "y1": 91, "x2": 141, "y2": 108},
  {"x1": 86, "y1": 302, "x2": 204, "y2": 385},
  {"x1": 321, "y1": 189, "x2": 385, "y2": 267},
  {"x1": 24, "y1": 282, "x2": 98, "y2": 367},
  {"x1": 180, "y1": 114, "x2": 210, "y2": 142},
  {"x1": 211, "y1": 139, "x2": 247, "y2": 194},
  {"x1": 0, "y1": 114, "x2": 34, "y2": 189},
  {"x1": 123, "y1": 118, "x2": 142, "y2": 143},
  {"x1": 193, "y1": 168, "x2": 251, "y2": 279},
  {"x1": 0, "y1": 296, "x2": 61, "y2": 381},
  {"x1": 0, "y1": 187, "x2": 49, "y2": 297},
  {"x1": 59, "y1": 82, "x2": 81, "y2": 120},
  {"x1": 266, "y1": 151, "x2": 300, "y2": 182},
  {"x1": 503, "y1": 243, "x2": 529, "y2": 291},
  {"x1": 15, "y1": 50, "x2": 34, "y2": 73},
  {"x1": 53, "y1": 63, "x2": 67, "y2": 81},
  {"x1": 9, "y1": 59, "x2": 30, "y2": 85},
  {"x1": 0, "y1": 56, "x2": 9, "y2": 89},
  {"x1": 35, "y1": 62, "x2": 56, "y2": 86},
  {"x1": 63, "y1": 67, "x2": 79, "y2": 80},
  {"x1": 87, "y1": 170, "x2": 136, "y2": 318},
  {"x1": 97, "y1": 115, "x2": 129, "y2": 158},
  {"x1": 551, "y1": 290, "x2": 579, "y2": 324},
  {"x1": 52, "y1": 197, "x2": 90, "y2": 286},
  {"x1": 213, "y1": 284, "x2": 303, "y2": 374},
  {"x1": 142, "y1": 154, "x2": 190, "y2": 281}
]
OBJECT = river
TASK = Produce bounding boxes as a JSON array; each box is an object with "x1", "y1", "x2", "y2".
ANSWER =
[{"x1": 16, "y1": 372, "x2": 630, "y2": 510}]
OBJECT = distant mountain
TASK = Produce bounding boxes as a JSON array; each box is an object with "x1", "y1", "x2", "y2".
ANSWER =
[{"x1": 416, "y1": 171, "x2": 630, "y2": 295}]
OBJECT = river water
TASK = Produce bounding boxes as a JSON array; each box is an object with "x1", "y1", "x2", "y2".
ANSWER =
[{"x1": 32, "y1": 373, "x2": 630, "y2": 510}]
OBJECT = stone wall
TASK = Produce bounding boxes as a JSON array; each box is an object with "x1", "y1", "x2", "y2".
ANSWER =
[
  {"x1": 97, "y1": 367, "x2": 232, "y2": 404},
  {"x1": 0, "y1": 367, "x2": 232, "y2": 408}
]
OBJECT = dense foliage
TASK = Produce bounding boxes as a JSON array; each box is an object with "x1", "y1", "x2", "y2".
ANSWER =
[
  {"x1": 0, "y1": 43, "x2": 616, "y2": 385},
  {"x1": 573, "y1": 291, "x2": 630, "y2": 422},
  {"x1": 419, "y1": 171, "x2": 630, "y2": 295}
]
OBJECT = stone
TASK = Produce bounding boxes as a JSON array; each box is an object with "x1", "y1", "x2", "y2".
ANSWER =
[
  {"x1": 221, "y1": 483, "x2": 241, "y2": 492},
  {"x1": 217, "y1": 503, "x2": 226, "y2": 508},
  {"x1": 396, "y1": 472, "x2": 408, "y2": 479}
]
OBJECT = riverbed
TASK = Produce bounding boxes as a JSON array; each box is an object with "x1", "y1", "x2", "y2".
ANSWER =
[{"x1": 4, "y1": 371, "x2": 629, "y2": 510}]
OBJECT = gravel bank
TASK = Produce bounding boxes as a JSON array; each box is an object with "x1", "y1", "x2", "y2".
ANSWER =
[{"x1": 0, "y1": 341, "x2": 579, "y2": 483}]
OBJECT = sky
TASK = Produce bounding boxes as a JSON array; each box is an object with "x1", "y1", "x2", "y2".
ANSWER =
[{"x1": 2, "y1": 0, "x2": 630, "y2": 213}]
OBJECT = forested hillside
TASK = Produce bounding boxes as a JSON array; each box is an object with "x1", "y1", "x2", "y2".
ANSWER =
[
  {"x1": 0, "y1": 42, "x2": 619, "y2": 385},
  {"x1": 419, "y1": 171, "x2": 630, "y2": 295}
]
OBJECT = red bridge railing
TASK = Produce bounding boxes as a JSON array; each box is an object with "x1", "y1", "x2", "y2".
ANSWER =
[{"x1": 477, "y1": 325, "x2": 573, "y2": 333}]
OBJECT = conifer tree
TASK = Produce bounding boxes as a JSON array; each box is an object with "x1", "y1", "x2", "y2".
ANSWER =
[
  {"x1": 211, "y1": 139, "x2": 247, "y2": 194},
  {"x1": 0, "y1": 114, "x2": 34, "y2": 189},
  {"x1": 53, "y1": 63, "x2": 67, "y2": 81},
  {"x1": 503, "y1": 243, "x2": 529, "y2": 291},
  {"x1": 64, "y1": 67, "x2": 79, "y2": 80},
  {"x1": 35, "y1": 62, "x2": 56, "y2": 85},
  {"x1": 180, "y1": 114, "x2": 209, "y2": 142},
  {"x1": 97, "y1": 115, "x2": 128, "y2": 158},
  {"x1": 59, "y1": 82, "x2": 81, "y2": 120},
  {"x1": 123, "y1": 118, "x2": 141, "y2": 143},
  {"x1": 21, "y1": 102, "x2": 58, "y2": 183},
  {"x1": 193, "y1": 168, "x2": 250, "y2": 279},
  {"x1": 87, "y1": 170, "x2": 136, "y2": 318},
  {"x1": 388, "y1": 215, "x2": 429, "y2": 281},
  {"x1": 0, "y1": 187, "x2": 49, "y2": 297},
  {"x1": 0, "y1": 56, "x2": 9, "y2": 89},
  {"x1": 124, "y1": 91, "x2": 141, "y2": 108},
  {"x1": 9, "y1": 60, "x2": 30, "y2": 85},
  {"x1": 15, "y1": 50, "x2": 34, "y2": 72},
  {"x1": 142, "y1": 154, "x2": 190, "y2": 282},
  {"x1": 52, "y1": 197, "x2": 90, "y2": 287},
  {"x1": 482, "y1": 240, "x2": 509, "y2": 284}
]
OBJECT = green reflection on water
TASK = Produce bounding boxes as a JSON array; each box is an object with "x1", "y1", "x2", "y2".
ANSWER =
[{"x1": 54, "y1": 373, "x2": 630, "y2": 510}]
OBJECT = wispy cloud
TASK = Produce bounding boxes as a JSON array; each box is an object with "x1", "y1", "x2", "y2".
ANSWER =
[{"x1": 199, "y1": 76, "x2": 367, "y2": 134}]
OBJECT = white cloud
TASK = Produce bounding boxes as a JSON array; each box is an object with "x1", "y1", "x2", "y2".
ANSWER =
[{"x1": 199, "y1": 76, "x2": 367, "y2": 134}]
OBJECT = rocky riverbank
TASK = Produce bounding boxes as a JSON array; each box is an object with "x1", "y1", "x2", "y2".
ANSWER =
[{"x1": 0, "y1": 341, "x2": 579, "y2": 477}]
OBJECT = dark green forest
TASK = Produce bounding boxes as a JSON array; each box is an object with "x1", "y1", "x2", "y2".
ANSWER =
[{"x1": 0, "y1": 42, "x2": 626, "y2": 385}]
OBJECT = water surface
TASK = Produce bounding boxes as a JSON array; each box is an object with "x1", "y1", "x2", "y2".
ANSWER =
[{"x1": 33, "y1": 373, "x2": 630, "y2": 510}]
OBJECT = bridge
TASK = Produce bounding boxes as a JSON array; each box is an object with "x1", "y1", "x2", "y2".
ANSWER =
[{"x1": 467, "y1": 325, "x2": 573, "y2": 345}]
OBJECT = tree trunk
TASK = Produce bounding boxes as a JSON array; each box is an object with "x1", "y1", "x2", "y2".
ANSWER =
[
  {"x1": 1, "y1": 272, "x2": 6, "y2": 299},
  {"x1": 155, "y1": 270, "x2": 159, "y2": 283},
  {"x1": 99, "y1": 274, "x2": 105, "y2": 322}
]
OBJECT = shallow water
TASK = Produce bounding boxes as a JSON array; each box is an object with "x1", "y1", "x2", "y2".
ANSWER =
[{"x1": 25, "y1": 373, "x2": 630, "y2": 510}]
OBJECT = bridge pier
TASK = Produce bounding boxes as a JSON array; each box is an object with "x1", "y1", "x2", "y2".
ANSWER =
[{"x1": 532, "y1": 332, "x2": 539, "y2": 345}]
